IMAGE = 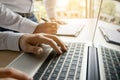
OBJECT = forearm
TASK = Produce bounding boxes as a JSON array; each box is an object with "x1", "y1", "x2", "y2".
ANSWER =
[
  {"x1": 43, "y1": 0, "x2": 56, "y2": 18},
  {"x1": 0, "y1": 32, "x2": 23, "y2": 51},
  {"x1": 0, "y1": 3, "x2": 38, "y2": 33}
]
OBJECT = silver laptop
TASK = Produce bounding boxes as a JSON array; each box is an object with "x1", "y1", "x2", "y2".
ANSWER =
[
  {"x1": 93, "y1": 0, "x2": 120, "y2": 80},
  {"x1": 61, "y1": 0, "x2": 120, "y2": 80},
  {"x1": 7, "y1": 42, "x2": 89, "y2": 80},
  {"x1": 99, "y1": 27, "x2": 120, "y2": 45}
]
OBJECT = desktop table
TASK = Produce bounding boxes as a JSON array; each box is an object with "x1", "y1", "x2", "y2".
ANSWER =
[{"x1": 0, "y1": 18, "x2": 119, "y2": 68}]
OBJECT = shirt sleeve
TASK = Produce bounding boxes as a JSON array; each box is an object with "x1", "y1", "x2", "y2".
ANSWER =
[
  {"x1": 43, "y1": 0, "x2": 56, "y2": 18},
  {"x1": 0, "y1": 3, "x2": 38, "y2": 33},
  {"x1": 0, "y1": 32, "x2": 23, "y2": 51}
]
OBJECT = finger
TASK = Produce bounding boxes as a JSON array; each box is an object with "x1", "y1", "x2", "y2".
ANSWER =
[
  {"x1": 0, "y1": 68, "x2": 32, "y2": 80},
  {"x1": 44, "y1": 34, "x2": 67, "y2": 52},
  {"x1": 26, "y1": 44, "x2": 43, "y2": 55}
]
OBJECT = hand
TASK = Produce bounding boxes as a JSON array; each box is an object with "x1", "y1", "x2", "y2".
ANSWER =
[
  {"x1": 0, "y1": 68, "x2": 32, "y2": 80},
  {"x1": 19, "y1": 33, "x2": 67, "y2": 55},
  {"x1": 33, "y1": 22, "x2": 58, "y2": 34},
  {"x1": 50, "y1": 17, "x2": 67, "y2": 25}
]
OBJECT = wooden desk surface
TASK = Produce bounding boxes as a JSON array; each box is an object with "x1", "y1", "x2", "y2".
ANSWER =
[{"x1": 0, "y1": 51, "x2": 20, "y2": 67}]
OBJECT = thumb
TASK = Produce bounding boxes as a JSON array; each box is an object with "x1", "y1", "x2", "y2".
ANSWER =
[{"x1": 27, "y1": 45, "x2": 43, "y2": 55}]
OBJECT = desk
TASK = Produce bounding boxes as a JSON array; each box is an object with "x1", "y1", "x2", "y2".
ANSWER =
[
  {"x1": 0, "y1": 19, "x2": 96, "y2": 67},
  {"x1": 0, "y1": 51, "x2": 20, "y2": 67},
  {"x1": 0, "y1": 19, "x2": 119, "y2": 68}
]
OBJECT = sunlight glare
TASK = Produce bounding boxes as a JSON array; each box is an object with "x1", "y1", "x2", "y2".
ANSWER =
[{"x1": 56, "y1": 0, "x2": 69, "y2": 10}]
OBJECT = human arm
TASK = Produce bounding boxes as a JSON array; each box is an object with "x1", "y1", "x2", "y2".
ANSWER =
[
  {"x1": 43, "y1": 0, "x2": 66, "y2": 25},
  {"x1": 19, "y1": 33, "x2": 67, "y2": 54},
  {"x1": 33, "y1": 22, "x2": 58, "y2": 34},
  {"x1": 43, "y1": 0, "x2": 56, "y2": 20},
  {"x1": 0, "y1": 3, "x2": 37, "y2": 33},
  {"x1": 0, "y1": 3, "x2": 58, "y2": 34},
  {"x1": 0, "y1": 32, "x2": 23, "y2": 51},
  {"x1": 0, "y1": 31, "x2": 67, "y2": 54},
  {"x1": 0, "y1": 32, "x2": 33, "y2": 80}
]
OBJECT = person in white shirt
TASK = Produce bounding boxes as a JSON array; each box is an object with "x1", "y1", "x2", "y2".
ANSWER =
[
  {"x1": 0, "y1": 3, "x2": 67, "y2": 79},
  {"x1": 44, "y1": 0, "x2": 66, "y2": 24},
  {"x1": 0, "y1": 0, "x2": 65, "y2": 24},
  {"x1": 0, "y1": 1, "x2": 58, "y2": 33}
]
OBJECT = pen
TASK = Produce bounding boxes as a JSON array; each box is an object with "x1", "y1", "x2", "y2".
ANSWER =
[{"x1": 41, "y1": 17, "x2": 48, "y2": 22}]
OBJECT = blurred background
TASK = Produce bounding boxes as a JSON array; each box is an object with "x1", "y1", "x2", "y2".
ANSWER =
[{"x1": 34, "y1": 0, "x2": 120, "y2": 25}]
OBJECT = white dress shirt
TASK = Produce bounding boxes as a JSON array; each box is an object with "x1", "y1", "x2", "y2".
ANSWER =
[
  {"x1": 0, "y1": 31, "x2": 23, "y2": 51},
  {"x1": 0, "y1": 0, "x2": 56, "y2": 18},
  {"x1": 0, "y1": 2, "x2": 38, "y2": 51},
  {"x1": 0, "y1": 0, "x2": 33, "y2": 13},
  {"x1": 0, "y1": 3, "x2": 38, "y2": 33}
]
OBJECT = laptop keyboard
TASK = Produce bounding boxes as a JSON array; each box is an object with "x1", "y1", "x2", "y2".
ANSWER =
[
  {"x1": 34, "y1": 42, "x2": 85, "y2": 80},
  {"x1": 101, "y1": 46, "x2": 120, "y2": 80}
]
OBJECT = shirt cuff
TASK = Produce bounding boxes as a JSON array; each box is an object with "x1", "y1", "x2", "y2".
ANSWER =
[
  {"x1": 19, "y1": 18, "x2": 38, "y2": 33},
  {"x1": 6, "y1": 32, "x2": 23, "y2": 51}
]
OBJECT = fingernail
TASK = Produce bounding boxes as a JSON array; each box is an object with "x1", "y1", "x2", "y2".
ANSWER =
[
  {"x1": 63, "y1": 46, "x2": 67, "y2": 52},
  {"x1": 59, "y1": 50, "x2": 63, "y2": 54}
]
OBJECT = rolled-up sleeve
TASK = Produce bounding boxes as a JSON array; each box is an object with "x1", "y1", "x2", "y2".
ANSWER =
[
  {"x1": 0, "y1": 32, "x2": 23, "y2": 51},
  {"x1": 0, "y1": 3, "x2": 38, "y2": 33}
]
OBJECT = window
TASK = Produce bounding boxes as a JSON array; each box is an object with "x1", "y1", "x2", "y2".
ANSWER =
[
  {"x1": 55, "y1": 0, "x2": 86, "y2": 18},
  {"x1": 99, "y1": 0, "x2": 120, "y2": 25},
  {"x1": 34, "y1": 0, "x2": 120, "y2": 26},
  {"x1": 34, "y1": 0, "x2": 114, "y2": 20}
]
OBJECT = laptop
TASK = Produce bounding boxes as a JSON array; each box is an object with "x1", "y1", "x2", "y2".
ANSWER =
[
  {"x1": 91, "y1": 0, "x2": 120, "y2": 80},
  {"x1": 5, "y1": 0, "x2": 120, "y2": 80},
  {"x1": 7, "y1": 42, "x2": 90, "y2": 80},
  {"x1": 99, "y1": 27, "x2": 120, "y2": 45}
]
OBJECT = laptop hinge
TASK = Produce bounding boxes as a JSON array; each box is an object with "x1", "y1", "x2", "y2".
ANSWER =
[{"x1": 87, "y1": 46, "x2": 100, "y2": 80}]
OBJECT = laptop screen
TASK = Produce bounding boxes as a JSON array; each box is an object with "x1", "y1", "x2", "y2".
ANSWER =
[
  {"x1": 99, "y1": 0, "x2": 120, "y2": 27},
  {"x1": 98, "y1": 0, "x2": 120, "y2": 45},
  {"x1": 92, "y1": 0, "x2": 103, "y2": 44}
]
